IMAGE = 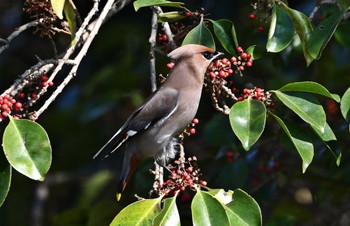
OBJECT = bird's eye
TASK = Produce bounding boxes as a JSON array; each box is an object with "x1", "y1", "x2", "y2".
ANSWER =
[{"x1": 201, "y1": 51, "x2": 213, "y2": 60}]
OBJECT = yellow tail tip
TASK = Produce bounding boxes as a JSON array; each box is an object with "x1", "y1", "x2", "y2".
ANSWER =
[{"x1": 116, "y1": 193, "x2": 122, "y2": 201}]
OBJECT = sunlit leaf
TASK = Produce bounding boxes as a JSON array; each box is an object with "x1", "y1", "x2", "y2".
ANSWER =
[
  {"x1": 267, "y1": 4, "x2": 294, "y2": 52},
  {"x1": 50, "y1": 0, "x2": 65, "y2": 19},
  {"x1": 271, "y1": 113, "x2": 314, "y2": 173},
  {"x1": 3, "y1": 117, "x2": 52, "y2": 181},
  {"x1": 182, "y1": 20, "x2": 215, "y2": 49},
  {"x1": 63, "y1": 0, "x2": 77, "y2": 45},
  {"x1": 157, "y1": 11, "x2": 186, "y2": 23},
  {"x1": 192, "y1": 190, "x2": 230, "y2": 226},
  {"x1": 153, "y1": 196, "x2": 180, "y2": 226},
  {"x1": 279, "y1": 2, "x2": 314, "y2": 65},
  {"x1": 272, "y1": 91, "x2": 326, "y2": 133},
  {"x1": 279, "y1": 81, "x2": 340, "y2": 102},
  {"x1": 341, "y1": 87, "x2": 350, "y2": 123},
  {"x1": 110, "y1": 197, "x2": 162, "y2": 225},
  {"x1": 226, "y1": 189, "x2": 262, "y2": 226},
  {"x1": 133, "y1": 0, "x2": 184, "y2": 12},
  {"x1": 246, "y1": 45, "x2": 261, "y2": 60},
  {"x1": 211, "y1": 19, "x2": 237, "y2": 55},
  {"x1": 307, "y1": 11, "x2": 344, "y2": 59},
  {"x1": 229, "y1": 100, "x2": 266, "y2": 151}
]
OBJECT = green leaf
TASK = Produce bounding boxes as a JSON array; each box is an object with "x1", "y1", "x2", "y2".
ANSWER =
[
  {"x1": 182, "y1": 20, "x2": 215, "y2": 49},
  {"x1": 110, "y1": 197, "x2": 162, "y2": 226},
  {"x1": 246, "y1": 45, "x2": 261, "y2": 60},
  {"x1": 311, "y1": 123, "x2": 341, "y2": 166},
  {"x1": 0, "y1": 154, "x2": 11, "y2": 207},
  {"x1": 267, "y1": 4, "x2": 294, "y2": 53},
  {"x1": 271, "y1": 113, "x2": 314, "y2": 173},
  {"x1": 279, "y1": 81, "x2": 340, "y2": 102},
  {"x1": 192, "y1": 190, "x2": 230, "y2": 226},
  {"x1": 133, "y1": 0, "x2": 184, "y2": 12},
  {"x1": 307, "y1": 11, "x2": 344, "y2": 59},
  {"x1": 211, "y1": 19, "x2": 238, "y2": 55},
  {"x1": 279, "y1": 2, "x2": 314, "y2": 65},
  {"x1": 157, "y1": 11, "x2": 186, "y2": 23},
  {"x1": 207, "y1": 189, "x2": 234, "y2": 205},
  {"x1": 63, "y1": 0, "x2": 77, "y2": 45},
  {"x1": 226, "y1": 189, "x2": 262, "y2": 226},
  {"x1": 3, "y1": 117, "x2": 52, "y2": 181},
  {"x1": 50, "y1": 0, "x2": 65, "y2": 19},
  {"x1": 334, "y1": 21, "x2": 350, "y2": 48},
  {"x1": 153, "y1": 196, "x2": 180, "y2": 226},
  {"x1": 340, "y1": 87, "x2": 350, "y2": 123},
  {"x1": 229, "y1": 100, "x2": 266, "y2": 151},
  {"x1": 272, "y1": 91, "x2": 326, "y2": 133}
]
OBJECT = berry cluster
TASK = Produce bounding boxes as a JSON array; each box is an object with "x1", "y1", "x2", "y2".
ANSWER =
[
  {"x1": 183, "y1": 118, "x2": 199, "y2": 136},
  {"x1": 160, "y1": 156, "x2": 207, "y2": 197},
  {"x1": 0, "y1": 73, "x2": 54, "y2": 121},
  {"x1": 24, "y1": 0, "x2": 58, "y2": 36},
  {"x1": 238, "y1": 87, "x2": 272, "y2": 105},
  {"x1": 207, "y1": 46, "x2": 253, "y2": 81}
]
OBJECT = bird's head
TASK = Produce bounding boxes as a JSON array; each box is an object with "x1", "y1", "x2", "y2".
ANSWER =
[{"x1": 168, "y1": 44, "x2": 223, "y2": 65}]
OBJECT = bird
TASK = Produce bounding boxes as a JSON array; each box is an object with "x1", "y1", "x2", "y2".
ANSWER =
[{"x1": 94, "y1": 44, "x2": 223, "y2": 200}]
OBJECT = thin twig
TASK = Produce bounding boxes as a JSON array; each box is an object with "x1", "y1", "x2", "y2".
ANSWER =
[{"x1": 149, "y1": 7, "x2": 159, "y2": 92}]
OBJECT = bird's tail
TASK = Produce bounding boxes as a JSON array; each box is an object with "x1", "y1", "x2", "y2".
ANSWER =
[{"x1": 116, "y1": 154, "x2": 139, "y2": 201}]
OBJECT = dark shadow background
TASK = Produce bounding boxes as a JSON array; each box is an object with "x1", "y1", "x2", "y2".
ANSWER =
[{"x1": 0, "y1": 0, "x2": 350, "y2": 225}]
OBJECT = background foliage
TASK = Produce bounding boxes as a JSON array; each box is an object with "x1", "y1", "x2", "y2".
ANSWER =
[{"x1": 0, "y1": 0, "x2": 350, "y2": 225}]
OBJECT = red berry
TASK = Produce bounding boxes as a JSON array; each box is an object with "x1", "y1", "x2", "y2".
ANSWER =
[
  {"x1": 187, "y1": 167, "x2": 193, "y2": 173},
  {"x1": 182, "y1": 172, "x2": 188, "y2": 178},
  {"x1": 246, "y1": 61, "x2": 253, "y2": 67},
  {"x1": 185, "y1": 11, "x2": 191, "y2": 17},
  {"x1": 192, "y1": 118, "x2": 199, "y2": 124},
  {"x1": 219, "y1": 70, "x2": 226, "y2": 78},
  {"x1": 3, "y1": 94, "x2": 10, "y2": 100},
  {"x1": 236, "y1": 46, "x2": 243, "y2": 54},
  {"x1": 167, "y1": 62, "x2": 175, "y2": 69},
  {"x1": 162, "y1": 34, "x2": 168, "y2": 41},
  {"x1": 48, "y1": 81, "x2": 54, "y2": 86},
  {"x1": 180, "y1": 186, "x2": 186, "y2": 191},
  {"x1": 41, "y1": 82, "x2": 47, "y2": 87},
  {"x1": 1, "y1": 111, "x2": 8, "y2": 118},
  {"x1": 227, "y1": 68, "x2": 234, "y2": 74},
  {"x1": 221, "y1": 58, "x2": 229, "y2": 65},
  {"x1": 238, "y1": 66, "x2": 244, "y2": 71},
  {"x1": 31, "y1": 93, "x2": 38, "y2": 99},
  {"x1": 209, "y1": 71, "x2": 216, "y2": 79},
  {"x1": 41, "y1": 75, "x2": 49, "y2": 82},
  {"x1": 1, "y1": 104, "x2": 9, "y2": 111},
  {"x1": 241, "y1": 52, "x2": 248, "y2": 59},
  {"x1": 258, "y1": 26, "x2": 264, "y2": 32},
  {"x1": 214, "y1": 60, "x2": 221, "y2": 67},
  {"x1": 249, "y1": 13, "x2": 256, "y2": 20},
  {"x1": 230, "y1": 56, "x2": 237, "y2": 63},
  {"x1": 19, "y1": 93, "x2": 25, "y2": 98},
  {"x1": 199, "y1": 180, "x2": 207, "y2": 186},
  {"x1": 15, "y1": 102, "x2": 22, "y2": 110},
  {"x1": 189, "y1": 128, "x2": 196, "y2": 135}
]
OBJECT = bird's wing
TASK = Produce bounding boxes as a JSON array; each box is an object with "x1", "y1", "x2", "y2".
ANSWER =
[{"x1": 93, "y1": 87, "x2": 179, "y2": 159}]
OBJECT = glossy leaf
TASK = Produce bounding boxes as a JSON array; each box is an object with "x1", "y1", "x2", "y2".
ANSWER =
[
  {"x1": 271, "y1": 113, "x2": 314, "y2": 173},
  {"x1": 279, "y1": 81, "x2": 340, "y2": 102},
  {"x1": 246, "y1": 45, "x2": 261, "y2": 60},
  {"x1": 311, "y1": 123, "x2": 341, "y2": 166},
  {"x1": 192, "y1": 190, "x2": 230, "y2": 226},
  {"x1": 110, "y1": 197, "x2": 161, "y2": 226},
  {"x1": 336, "y1": 0, "x2": 350, "y2": 10},
  {"x1": 157, "y1": 11, "x2": 186, "y2": 23},
  {"x1": 340, "y1": 87, "x2": 350, "y2": 123},
  {"x1": 229, "y1": 100, "x2": 266, "y2": 151},
  {"x1": 133, "y1": 0, "x2": 184, "y2": 12},
  {"x1": 3, "y1": 117, "x2": 52, "y2": 181},
  {"x1": 182, "y1": 20, "x2": 215, "y2": 50},
  {"x1": 64, "y1": 0, "x2": 77, "y2": 44},
  {"x1": 211, "y1": 19, "x2": 238, "y2": 55},
  {"x1": 226, "y1": 189, "x2": 262, "y2": 226},
  {"x1": 50, "y1": 0, "x2": 65, "y2": 19},
  {"x1": 272, "y1": 91, "x2": 326, "y2": 133},
  {"x1": 0, "y1": 154, "x2": 11, "y2": 207},
  {"x1": 307, "y1": 11, "x2": 344, "y2": 59},
  {"x1": 279, "y1": 2, "x2": 314, "y2": 65},
  {"x1": 267, "y1": 4, "x2": 294, "y2": 53},
  {"x1": 153, "y1": 196, "x2": 180, "y2": 226}
]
